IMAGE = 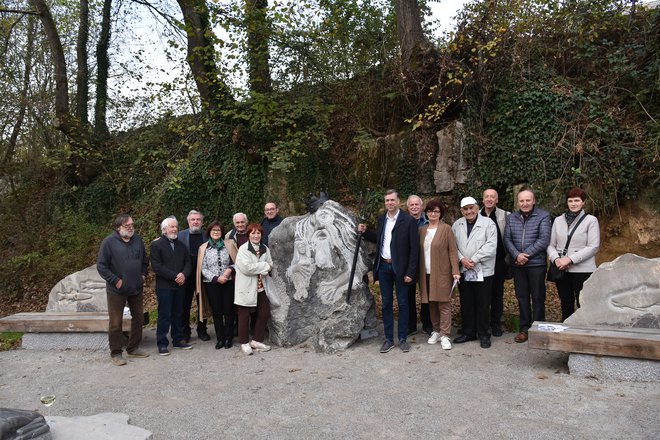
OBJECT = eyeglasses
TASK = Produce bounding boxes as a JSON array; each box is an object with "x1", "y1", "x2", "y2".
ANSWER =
[
  {"x1": 210, "y1": 229, "x2": 222, "y2": 233},
  {"x1": 121, "y1": 223, "x2": 134, "y2": 229},
  {"x1": 427, "y1": 211, "x2": 441, "y2": 215}
]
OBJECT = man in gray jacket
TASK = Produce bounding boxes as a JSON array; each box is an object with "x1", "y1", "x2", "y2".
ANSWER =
[
  {"x1": 503, "y1": 189, "x2": 552, "y2": 343},
  {"x1": 97, "y1": 214, "x2": 149, "y2": 366},
  {"x1": 452, "y1": 197, "x2": 497, "y2": 348}
]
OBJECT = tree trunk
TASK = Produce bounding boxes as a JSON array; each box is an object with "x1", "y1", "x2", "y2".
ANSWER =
[
  {"x1": 94, "y1": 0, "x2": 111, "y2": 138},
  {"x1": 3, "y1": 15, "x2": 35, "y2": 165},
  {"x1": 245, "y1": 0, "x2": 271, "y2": 94},
  {"x1": 28, "y1": 0, "x2": 73, "y2": 134},
  {"x1": 394, "y1": 0, "x2": 426, "y2": 70},
  {"x1": 176, "y1": 0, "x2": 232, "y2": 113},
  {"x1": 76, "y1": 0, "x2": 89, "y2": 125}
]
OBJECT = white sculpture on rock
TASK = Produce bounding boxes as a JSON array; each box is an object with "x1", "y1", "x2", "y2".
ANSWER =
[
  {"x1": 46, "y1": 265, "x2": 108, "y2": 312},
  {"x1": 268, "y1": 200, "x2": 376, "y2": 352},
  {"x1": 286, "y1": 202, "x2": 366, "y2": 305}
]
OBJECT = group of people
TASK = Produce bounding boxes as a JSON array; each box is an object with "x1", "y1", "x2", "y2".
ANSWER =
[
  {"x1": 359, "y1": 187, "x2": 600, "y2": 353},
  {"x1": 96, "y1": 203, "x2": 284, "y2": 365},
  {"x1": 97, "y1": 186, "x2": 600, "y2": 365}
]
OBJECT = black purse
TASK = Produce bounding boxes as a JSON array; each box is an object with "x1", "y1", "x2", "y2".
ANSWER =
[{"x1": 547, "y1": 213, "x2": 587, "y2": 282}]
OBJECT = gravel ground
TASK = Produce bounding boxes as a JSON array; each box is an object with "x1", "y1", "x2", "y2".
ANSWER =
[{"x1": 1, "y1": 326, "x2": 659, "y2": 440}]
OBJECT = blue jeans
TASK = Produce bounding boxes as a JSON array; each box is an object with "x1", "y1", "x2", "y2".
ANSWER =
[
  {"x1": 156, "y1": 287, "x2": 185, "y2": 347},
  {"x1": 378, "y1": 262, "x2": 409, "y2": 342}
]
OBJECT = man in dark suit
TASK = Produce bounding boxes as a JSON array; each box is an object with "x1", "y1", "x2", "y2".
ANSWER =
[
  {"x1": 178, "y1": 210, "x2": 209, "y2": 342},
  {"x1": 359, "y1": 190, "x2": 419, "y2": 353},
  {"x1": 151, "y1": 216, "x2": 193, "y2": 356}
]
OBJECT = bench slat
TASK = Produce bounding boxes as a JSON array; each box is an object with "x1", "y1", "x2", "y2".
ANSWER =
[
  {"x1": 0, "y1": 312, "x2": 132, "y2": 333},
  {"x1": 529, "y1": 321, "x2": 660, "y2": 360}
]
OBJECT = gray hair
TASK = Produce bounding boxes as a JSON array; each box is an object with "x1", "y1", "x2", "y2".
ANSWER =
[
  {"x1": 406, "y1": 195, "x2": 422, "y2": 206},
  {"x1": 160, "y1": 216, "x2": 178, "y2": 233},
  {"x1": 187, "y1": 209, "x2": 203, "y2": 221},
  {"x1": 232, "y1": 212, "x2": 248, "y2": 223}
]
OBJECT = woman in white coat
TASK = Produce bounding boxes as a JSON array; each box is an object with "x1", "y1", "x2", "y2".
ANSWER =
[
  {"x1": 547, "y1": 187, "x2": 600, "y2": 321},
  {"x1": 235, "y1": 223, "x2": 273, "y2": 355}
]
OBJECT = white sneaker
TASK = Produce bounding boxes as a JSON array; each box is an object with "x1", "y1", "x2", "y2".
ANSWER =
[
  {"x1": 241, "y1": 343, "x2": 253, "y2": 355},
  {"x1": 427, "y1": 331, "x2": 441, "y2": 344},
  {"x1": 250, "y1": 341, "x2": 271, "y2": 352},
  {"x1": 440, "y1": 335, "x2": 452, "y2": 350}
]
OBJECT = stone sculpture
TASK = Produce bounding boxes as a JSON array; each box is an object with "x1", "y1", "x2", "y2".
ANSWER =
[
  {"x1": 268, "y1": 200, "x2": 376, "y2": 352},
  {"x1": 565, "y1": 254, "x2": 660, "y2": 328},
  {"x1": 0, "y1": 408, "x2": 51, "y2": 440},
  {"x1": 46, "y1": 265, "x2": 108, "y2": 312}
]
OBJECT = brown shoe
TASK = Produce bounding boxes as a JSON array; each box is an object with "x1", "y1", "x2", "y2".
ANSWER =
[{"x1": 514, "y1": 331, "x2": 528, "y2": 343}]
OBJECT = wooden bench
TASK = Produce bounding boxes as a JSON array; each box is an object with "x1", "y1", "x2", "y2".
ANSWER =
[
  {"x1": 528, "y1": 321, "x2": 660, "y2": 361},
  {"x1": 0, "y1": 312, "x2": 132, "y2": 333}
]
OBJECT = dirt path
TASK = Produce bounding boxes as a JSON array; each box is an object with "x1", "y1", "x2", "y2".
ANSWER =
[{"x1": 1, "y1": 327, "x2": 658, "y2": 439}]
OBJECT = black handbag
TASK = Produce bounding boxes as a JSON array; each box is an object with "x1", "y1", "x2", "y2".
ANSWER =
[{"x1": 547, "y1": 213, "x2": 587, "y2": 282}]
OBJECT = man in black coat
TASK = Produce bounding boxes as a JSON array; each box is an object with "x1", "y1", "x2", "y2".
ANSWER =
[
  {"x1": 359, "y1": 190, "x2": 419, "y2": 353},
  {"x1": 151, "y1": 216, "x2": 193, "y2": 355}
]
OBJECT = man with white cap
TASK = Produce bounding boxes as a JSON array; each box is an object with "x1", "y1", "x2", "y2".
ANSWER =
[{"x1": 451, "y1": 196, "x2": 497, "y2": 348}]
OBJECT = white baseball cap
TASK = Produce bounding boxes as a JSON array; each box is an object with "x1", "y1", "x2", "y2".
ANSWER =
[{"x1": 460, "y1": 196, "x2": 478, "y2": 208}]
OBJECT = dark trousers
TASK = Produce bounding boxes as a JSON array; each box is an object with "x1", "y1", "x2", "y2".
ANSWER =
[
  {"x1": 490, "y1": 260, "x2": 508, "y2": 329},
  {"x1": 107, "y1": 291, "x2": 143, "y2": 357},
  {"x1": 512, "y1": 266, "x2": 546, "y2": 332},
  {"x1": 237, "y1": 292, "x2": 270, "y2": 344},
  {"x1": 420, "y1": 303, "x2": 432, "y2": 332},
  {"x1": 407, "y1": 287, "x2": 417, "y2": 333},
  {"x1": 205, "y1": 281, "x2": 235, "y2": 342},
  {"x1": 378, "y1": 262, "x2": 410, "y2": 342},
  {"x1": 555, "y1": 272, "x2": 592, "y2": 321},
  {"x1": 182, "y1": 278, "x2": 206, "y2": 337},
  {"x1": 458, "y1": 275, "x2": 493, "y2": 338},
  {"x1": 156, "y1": 287, "x2": 185, "y2": 347}
]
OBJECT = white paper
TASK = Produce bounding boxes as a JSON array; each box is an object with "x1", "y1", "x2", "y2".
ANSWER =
[
  {"x1": 538, "y1": 324, "x2": 568, "y2": 333},
  {"x1": 463, "y1": 264, "x2": 483, "y2": 282}
]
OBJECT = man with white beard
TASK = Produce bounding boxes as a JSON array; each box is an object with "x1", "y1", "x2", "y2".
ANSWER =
[
  {"x1": 151, "y1": 216, "x2": 193, "y2": 356},
  {"x1": 178, "y1": 210, "x2": 209, "y2": 342},
  {"x1": 97, "y1": 214, "x2": 149, "y2": 366}
]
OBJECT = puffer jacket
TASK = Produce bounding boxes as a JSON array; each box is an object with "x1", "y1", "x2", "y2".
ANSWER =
[
  {"x1": 503, "y1": 207, "x2": 552, "y2": 267},
  {"x1": 234, "y1": 241, "x2": 273, "y2": 307}
]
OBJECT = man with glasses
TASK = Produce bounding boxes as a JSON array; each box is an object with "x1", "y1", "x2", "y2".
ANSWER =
[
  {"x1": 178, "y1": 210, "x2": 209, "y2": 342},
  {"x1": 260, "y1": 202, "x2": 283, "y2": 246},
  {"x1": 97, "y1": 214, "x2": 149, "y2": 366}
]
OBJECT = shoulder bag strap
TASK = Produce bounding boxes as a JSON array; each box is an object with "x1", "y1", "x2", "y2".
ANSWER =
[{"x1": 561, "y1": 213, "x2": 588, "y2": 256}]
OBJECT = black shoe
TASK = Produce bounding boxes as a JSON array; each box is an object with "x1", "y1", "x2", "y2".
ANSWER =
[
  {"x1": 224, "y1": 338, "x2": 233, "y2": 349},
  {"x1": 453, "y1": 334, "x2": 477, "y2": 344},
  {"x1": 491, "y1": 325, "x2": 503, "y2": 337},
  {"x1": 198, "y1": 329, "x2": 211, "y2": 341},
  {"x1": 480, "y1": 337, "x2": 491, "y2": 349},
  {"x1": 215, "y1": 340, "x2": 225, "y2": 349}
]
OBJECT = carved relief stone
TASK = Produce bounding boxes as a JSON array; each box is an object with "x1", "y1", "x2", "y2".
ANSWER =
[
  {"x1": 46, "y1": 265, "x2": 108, "y2": 312},
  {"x1": 267, "y1": 200, "x2": 375, "y2": 352},
  {"x1": 565, "y1": 254, "x2": 660, "y2": 328}
]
